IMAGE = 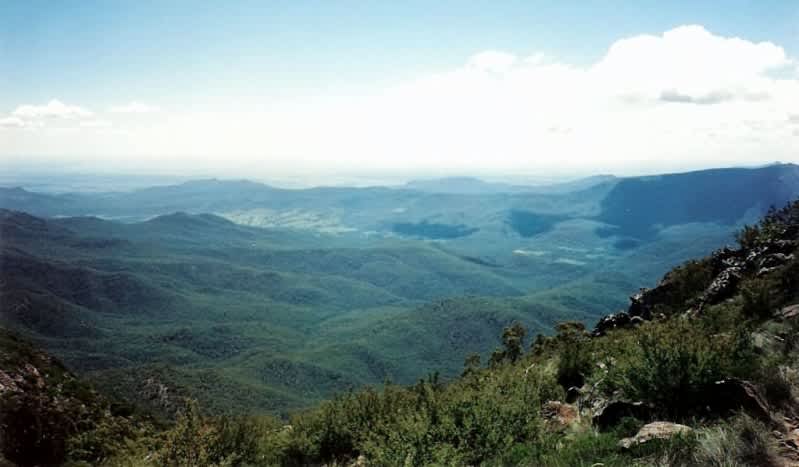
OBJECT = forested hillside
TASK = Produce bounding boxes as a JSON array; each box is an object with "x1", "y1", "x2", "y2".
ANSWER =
[
  {"x1": 3, "y1": 199, "x2": 799, "y2": 466},
  {"x1": 1, "y1": 165, "x2": 797, "y2": 417},
  {"x1": 0, "y1": 209, "x2": 603, "y2": 415}
]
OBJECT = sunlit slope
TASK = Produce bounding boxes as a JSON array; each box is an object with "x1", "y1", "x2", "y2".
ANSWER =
[{"x1": 1, "y1": 210, "x2": 599, "y2": 412}]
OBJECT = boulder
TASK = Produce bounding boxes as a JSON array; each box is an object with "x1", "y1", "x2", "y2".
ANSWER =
[
  {"x1": 780, "y1": 304, "x2": 799, "y2": 320},
  {"x1": 592, "y1": 312, "x2": 631, "y2": 337},
  {"x1": 700, "y1": 266, "x2": 742, "y2": 307},
  {"x1": 711, "y1": 246, "x2": 745, "y2": 272},
  {"x1": 759, "y1": 253, "x2": 795, "y2": 270},
  {"x1": 771, "y1": 239, "x2": 797, "y2": 254},
  {"x1": 746, "y1": 246, "x2": 768, "y2": 266},
  {"x1": 619, "y1": 421, "x2": 692, "y2": 449},
  {"x1": 628, "y1": 281, "x2": 674, "y2": 319}
]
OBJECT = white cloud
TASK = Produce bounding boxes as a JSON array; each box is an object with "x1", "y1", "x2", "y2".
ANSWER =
[
  {"x1": 109, "y1": 101, "x2": 160, "y2": 113},
  {"x1": 80, "y1": 120, "x2": 112, "y2": 128},
  {"x1": 592, "y1": 25, "x2": 791, "y2": 106},
  {"x1": 466, "y1": 50, "x2": 518, "y2": 73},
  {"x1": 3, "y1": 25, "x2": 798, "y2": 175},
  {"x1": 12, "y1": 99, "x2": 92, "y2": 119},
  {"x1": 0, "y1": 116, "x2": 25, "y2": 128},
  {"x1": 312, "y1": 24, "x2": 798, "y2": 173}
]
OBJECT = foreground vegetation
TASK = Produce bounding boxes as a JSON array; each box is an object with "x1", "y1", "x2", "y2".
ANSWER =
[{"x1": 3, "y1": 200, "x2": 799, "y2": 465}]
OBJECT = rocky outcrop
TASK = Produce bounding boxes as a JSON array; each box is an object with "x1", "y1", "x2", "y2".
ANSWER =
[
  {"x1": 0, "y1": 329, "x2": 130, "y2": 466},
  {"x1": 592, "y1": 312, "x2": 632, "y2": 336},
  {"x1": 699, "y1": 266, "x2": 743, "y2": 309},
  {"x1": 619, "y1": 421, "x2": 692, "y2": 449},
  {"x1": 592, "y1": 222, "x2": 798, "y2": 335},
  {"x1": 780, "y1": 304, "x2": 799, "y2": 320}
]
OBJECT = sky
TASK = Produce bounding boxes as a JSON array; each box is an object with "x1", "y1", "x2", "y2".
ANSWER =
[{"x1": 1, "y1": 0, "x2": 799, "y2": 179}]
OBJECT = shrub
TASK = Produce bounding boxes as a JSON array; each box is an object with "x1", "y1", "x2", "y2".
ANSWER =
[
  {"x1": 604, "y1": 319, "x2": 758, "y2": 418},
  {"x1": 489, "y1": 322, "x2": 528, "y2": 367},
  {"x1": 0, "y1": 391, "x2": 71, "y2": 466},
  {"x1": 662, "y1": 259, "x2": 717, "y2": 312},
  {"x1": 736, "y1": 224, "x2": 761, "y2": 250},
  {"x1": 158, "y1": 400, "x2": 216, "y2": 467},
  {"x1": 285, "y1": 363, "x2": 559, "y2": 466},
  {"x1": 693, "y1": 414, "x2": 777, "y2": 466},
  {"x1": 501, "y1": 322, "x2": 527, "y2": 363},
  {"x1": 554, "y1": 322, "x2": 593, "y2": 390},
  {"x1": 530, "y1": 430, "x2": 639, "y2": 467},
  {"x1": 461, "y1": 353, "x2": 481, "y2": 377},
  {"x1": 742, "y1": 279, "x2": 776, "y2": 319}
]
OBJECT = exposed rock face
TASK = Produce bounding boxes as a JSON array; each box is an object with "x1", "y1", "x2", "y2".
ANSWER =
[
  {"x1": 0, "y1": 329, "x2": 124, "y2": 466},
  {"x1": 592, "y1": 221, "x2": 798, "y2": 335},
  {"x1": 628, "y1": 284, "x2": 671, "y2": 320},
  {"x1": 699, "y1": 266, "x2": 743, "y2": 308},
  {"x1": 592, "y1": 312, "x2": 631, "y2": 337},
  {"x1": 780, "y1": 304, "x2": 799, "y2": 320},
  {"x1": 759, "y1": 253, "x2": 796, "y2": 276},
  {"x1": 619, "y1": 421, "x2": 692, "y2": 449},
  {"x1": 712, "y1": 246, "x2": 746, "y2": 270}
]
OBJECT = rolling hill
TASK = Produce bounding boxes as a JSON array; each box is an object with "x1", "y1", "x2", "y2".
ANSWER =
[{"x1": 1, "y1": 164, "x2": 798, "y2": 415}]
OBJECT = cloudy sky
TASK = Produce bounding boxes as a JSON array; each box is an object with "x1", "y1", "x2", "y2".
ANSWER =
[{"x1": 1, "y1": 1, "x2": 799, "y2": 178}]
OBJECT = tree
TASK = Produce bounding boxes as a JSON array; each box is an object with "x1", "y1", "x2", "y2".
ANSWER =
[
  {"x1": 159, "y1": 399, "x2": 215, "y2": 467},
  {"x1": 501, "y1": 322, "x2": 527, "y2": 363},
  {"x1": 462, "y1": 353, "x2": 482, "y2": 376}
]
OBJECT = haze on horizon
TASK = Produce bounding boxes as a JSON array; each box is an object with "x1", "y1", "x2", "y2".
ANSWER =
[{"x1": 2, "y1": 1, "x2": 799, "y2": 179}]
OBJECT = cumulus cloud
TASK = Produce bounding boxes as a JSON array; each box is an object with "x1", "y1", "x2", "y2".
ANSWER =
[
  {"x1": 12, "y1": 99, "x2": 92, "y2": 119},
  {"x1": 79, "y1": 120, "x2": 112, "y2": 128},
  {"x1": 466, "y1": 50, "x2": 518, "y2": 72},
  {"x1": 658, "y1": 89, "x2": 735, "y2": 105},
  {"x1": 109, "y1": 101, "x2": 160, "y2": 113},
  {"x1": 3, "y1": 25, "x2": 798, "y2": 175},
  {"x1": 317, "y1": 24, "x2": 797, "y2": 172},
  {"x1": 0, "y1": 117, "x2": 25, "y2": 128},
  {"x1": 593, "y1": 25, "x2": 789, "y2": 101}
]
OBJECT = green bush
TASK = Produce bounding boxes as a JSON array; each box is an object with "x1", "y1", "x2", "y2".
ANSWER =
[
  {"x1": 693, "y1": 414, "x2": 776, "y2": 466},
  {"x1": 662, "y1": 259, "x2": 717, "y2": 312},
  {"x1": 604, "y1": 319, "x2": 759, "y2": 418},
  {"x1": 0, "y1": 391, "x2": 71, "y2": 466},
  {"x1": 553, "y1": 322, "x2": 593, "y2": 390},
  {"x1": 742, "y1": 279, "x2": 776, "y2": 319},
  {"x1": 283, "y1": 362, "x2": 560, "y2": 466}
]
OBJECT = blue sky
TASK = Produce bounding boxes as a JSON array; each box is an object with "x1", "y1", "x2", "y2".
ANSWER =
[{"x1": 1, "y1": 1, "x2": 799, "y2": 176}]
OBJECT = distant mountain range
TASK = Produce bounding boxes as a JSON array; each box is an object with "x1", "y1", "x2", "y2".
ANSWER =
[
  {"x1": 2, "y1": 164, "x2": 797, "y2": 241},
  {"x1": 402, "y1": 174, "x2": 617, "y2": 194}
]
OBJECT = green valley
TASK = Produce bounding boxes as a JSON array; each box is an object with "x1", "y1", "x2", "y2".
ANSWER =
[{"x1": 2, "y1": 164, "x2": 798, "y2": 417}]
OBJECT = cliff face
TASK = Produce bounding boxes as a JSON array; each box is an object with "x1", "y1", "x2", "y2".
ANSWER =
[
  {"x1": 593, "y1": 201, "x2": 799, "y2": 336},
  {"x1": 596, "y1": 163, "x2": 799, "y2": 239}
]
